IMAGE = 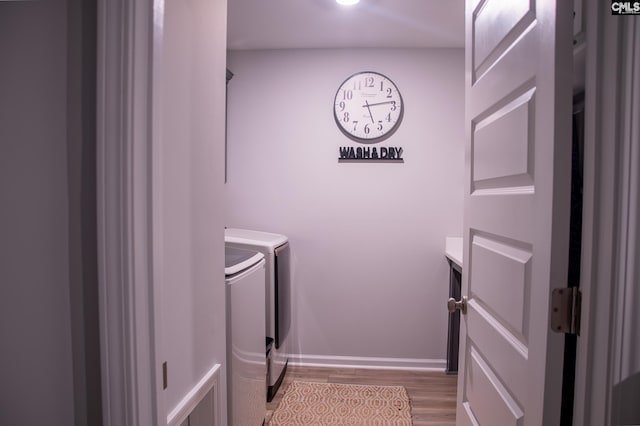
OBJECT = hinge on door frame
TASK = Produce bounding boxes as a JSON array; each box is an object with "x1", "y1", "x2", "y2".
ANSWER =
[{"x1": 551, "y1": 287, "x2": 581, "y2": 335}]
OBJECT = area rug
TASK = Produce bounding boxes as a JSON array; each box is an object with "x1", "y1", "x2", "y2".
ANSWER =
[{"x1": 269, "y1": 381, "x2": 412, "y2": 425}]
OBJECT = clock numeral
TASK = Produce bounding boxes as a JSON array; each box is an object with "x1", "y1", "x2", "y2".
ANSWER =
[
  {"x1": 390, "y1": 101, "x2": 397, "y2": 111},
  {"x1": 353, "y1": 80, "x2": 362, "y2": 90},
  {"x1": 343, "y1": 90, "x2": 353, "y2": 100},
  {"x1": 352, "y1": 121, "x2": 359, "y2": 132},
  {"x1": 364, "y1": 123, "x2": 370, "y2": 134},
  {"x1": 338, "y1": 101, "x2": 346, "y2": 111},
  {"x1": 386, "y1": 113, "x2": 392, "y2": 122},
  {"x1": 386, "y1": 87, "x2": 393, "y2": 98},
  {"x1": 380, "y1": 81, "x2": 384, "y2": 91},
  {"x1": 343, "y1": 112, "x2": 350, "y2": 123},
  {"x1": 365, "y1": 76, "x2": 374, "y2": 88},
  {"x1": 377, "y1": 121, "x2": 383, "y2": 131}
]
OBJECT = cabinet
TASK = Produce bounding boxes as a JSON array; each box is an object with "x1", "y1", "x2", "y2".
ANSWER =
[{"x1": 446, "y1": 260, "x2": 462, "y2": 374}]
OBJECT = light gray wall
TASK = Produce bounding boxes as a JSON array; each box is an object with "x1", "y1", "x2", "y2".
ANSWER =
[
  {"x1": 225, "y1": 48, "x2": 464, "y2": 363},
  {"x1": 159, "y1": 0, "x2": 228, "y2": 420},
  {"x1": 0, "y1": 0, "x2": 99, "y2": 424}
]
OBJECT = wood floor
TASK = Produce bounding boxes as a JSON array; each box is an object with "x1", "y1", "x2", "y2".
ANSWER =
[{"x1": 266, "y1": 365, "x2": 458, "y2": 425}]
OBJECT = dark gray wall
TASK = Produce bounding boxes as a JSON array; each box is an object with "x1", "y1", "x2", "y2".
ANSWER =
[{"x1": 0, "y1": 0, "x2": 100, "y2": 424}]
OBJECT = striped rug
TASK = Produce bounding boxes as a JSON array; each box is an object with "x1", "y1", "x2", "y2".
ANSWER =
[{"x1": 269, "y1": 381, "x2": 412, "y2": 425}]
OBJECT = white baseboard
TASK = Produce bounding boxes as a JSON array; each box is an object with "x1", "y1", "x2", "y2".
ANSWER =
[
  {"x1": 289, "y1": 354, "x2": 446, "y2": 371},
  {"x1": 166, "y1": 364, "x2": 222, "y2": 426}
]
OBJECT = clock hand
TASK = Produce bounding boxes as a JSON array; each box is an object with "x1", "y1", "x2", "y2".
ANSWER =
[
  {"x1": 362, "y1": 100, "x2": 396, "y2": 107},
  {"x1": 364, "y1": 100, "x2": 375, "y2": 123}
]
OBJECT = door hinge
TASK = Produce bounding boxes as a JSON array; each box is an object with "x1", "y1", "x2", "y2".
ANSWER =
[{"x1": 551, "y1": 287, "x2": 581, "y2": 335}]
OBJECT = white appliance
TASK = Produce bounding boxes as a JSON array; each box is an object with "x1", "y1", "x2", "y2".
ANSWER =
[
  {"x1": 225, "y1": 228, "x2": 291, "y2": 402},
  {"x1": 225, "y1": 246, "x2": 266, "y2": 425}
]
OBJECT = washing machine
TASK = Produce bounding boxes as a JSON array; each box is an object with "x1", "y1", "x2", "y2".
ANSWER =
[
  {"x1": 225, "y1": 246, "x2": 266, "y2": 425},
  {"x1": 225, "y1": 228, "x2": 291, "y2": 402}
]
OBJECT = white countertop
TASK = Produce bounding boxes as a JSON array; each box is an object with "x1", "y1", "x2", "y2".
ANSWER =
[{"x1": 445, "y1": 237, "x2": 463, "y2": 268}]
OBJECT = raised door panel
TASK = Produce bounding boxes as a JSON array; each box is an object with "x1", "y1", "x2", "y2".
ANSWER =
[
  {"x1": 470, "y1": 234, "x2": 532, "y2": 341},
  {"x1": 472, "y1": 0, "x2": 535, "y2": 79},
  {"x1": 472, "y1": 89, "x2": 535, "y2": 189},
  {"x1": 464, "y1": 345, "x2": 524, "y2": 425}
]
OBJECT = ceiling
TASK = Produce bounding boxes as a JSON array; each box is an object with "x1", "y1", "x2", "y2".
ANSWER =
[{"x1": 227, "y1": 0, "x2": 465, "y2": 50}]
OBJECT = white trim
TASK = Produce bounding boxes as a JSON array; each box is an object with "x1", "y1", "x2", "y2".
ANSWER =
[
  {"x1": 150, "y1": 1, "x2": 167, "y2": 424},
  {"x1": 290, "y1": 354, "x2": 446, "y2": 371},
  {"x1": 609, "y1": 14, "x2": 640, "y2": 424},
  {"x1": 166, "y1": 364, "x2": 222, "y2": 426},
  {"x1": 613, "y1": 10, "x2": 640, "y2": 387},
  {"x1": 573, "y1": 3, "x2": 640, "y2": 425},
  {"x1": 97, "y1": 0, "x2": 159, "y2": 425},
  {"x1": 573, "y1": 2, "x2": 620, "y2": 422}
]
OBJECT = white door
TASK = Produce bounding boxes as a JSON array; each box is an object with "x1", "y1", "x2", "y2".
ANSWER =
[{"x1": 457, "y1": 0, "x2": 574, "y2": 424}]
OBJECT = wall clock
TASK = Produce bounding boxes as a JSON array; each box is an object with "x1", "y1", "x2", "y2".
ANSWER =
[{"x1": 333, "y1": 71, "x2": 404, "y2": 143}]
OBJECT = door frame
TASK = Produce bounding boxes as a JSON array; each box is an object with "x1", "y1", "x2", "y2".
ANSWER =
[
  {"x1": 573, "y1": 2, "x2": 639, "y2": 425},
  {"x1": 96, "y1": 0, "x2": 163, "y2": 424}
]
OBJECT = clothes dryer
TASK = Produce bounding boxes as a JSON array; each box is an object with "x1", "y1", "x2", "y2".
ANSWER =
[
  {"x1": 225, "y1": 246, "x2": 266, "y2": 425},
  {"x1": 225, "y1": 228, "x2": 291, "y2": 402}
]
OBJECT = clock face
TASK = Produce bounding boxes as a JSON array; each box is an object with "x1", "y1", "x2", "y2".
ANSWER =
[{"x1": 333, "y1": 71, "x2": 404, "y2": 143}]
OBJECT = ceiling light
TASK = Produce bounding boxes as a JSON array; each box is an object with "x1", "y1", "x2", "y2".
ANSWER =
[{"x1": 336, "y1": 0, "x2": 360, "y2": 5}]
